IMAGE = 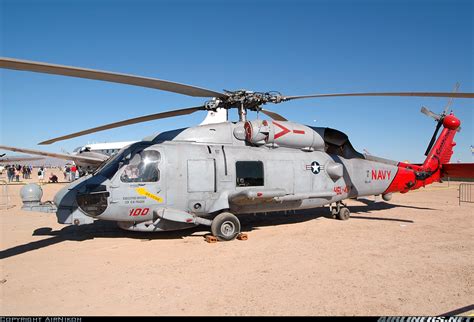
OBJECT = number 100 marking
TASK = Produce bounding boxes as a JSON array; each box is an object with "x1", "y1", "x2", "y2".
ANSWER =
[{"x1": 129, "y1": 208, "x2": 150, "y2": 216}]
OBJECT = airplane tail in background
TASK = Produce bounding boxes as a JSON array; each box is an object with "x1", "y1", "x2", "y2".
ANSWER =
[
  {"x1": 384, "y1": 113, "x2": 473, "y2": 194},
  {"x1": 441, "y1": 163, "x2": 474, "y2": 179}
]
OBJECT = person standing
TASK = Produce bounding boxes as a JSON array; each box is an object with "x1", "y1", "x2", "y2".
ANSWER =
[
  {"x1": 38, "y1": 167, "x2": 45, "y2": 184},
  {"x1": 7, "y1": 166, "x2": 14, "y2": 183},
  {"x1": 71, "y1": 164, "x2": 77, "y2": 181},
  {"x1": 66, "y1": 165, "x2": 71, "y2": 181}
]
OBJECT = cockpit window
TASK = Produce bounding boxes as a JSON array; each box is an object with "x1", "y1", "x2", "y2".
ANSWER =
[
  {"x1": 321, "y1": 128, "x2": 364, "y2": 159},
  {"x1": 120, "y1": 150, "x2": 161, "y2": 183},
  {"x1": 93, "y1": 142, "x2": 153, "y2": 179}
]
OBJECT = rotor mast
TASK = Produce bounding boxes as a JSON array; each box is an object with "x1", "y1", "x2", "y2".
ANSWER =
[{"x1": 239, "y1": 102, "x2": 247, "y2": 122}]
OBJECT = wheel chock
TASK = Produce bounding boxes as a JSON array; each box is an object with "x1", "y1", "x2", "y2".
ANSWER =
[
  {"x1": 205, "y1": 235, "x2": 218, "y2": 243},
  {"x1": 237, "y1": 233, "x2": 248, "y2": 241}
]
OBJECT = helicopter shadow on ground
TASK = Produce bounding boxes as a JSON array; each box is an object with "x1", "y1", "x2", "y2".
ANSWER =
[
  {"x1": 0, "y1": 200, "x2": 435, "y2": 260},
  {"x1": 347, "y1": 198, "x2": 435, "y2": 223},
  {"x1": 0, "y1": 221, "x2": 208, "y2": 260},
  {"x1": 239, "y1": 199, "x2": 435, "y2": 232}
]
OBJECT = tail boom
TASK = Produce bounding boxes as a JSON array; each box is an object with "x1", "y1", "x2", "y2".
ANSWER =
[{"x1": 384, "y1": 114, "x2": 462, "y2": 194}]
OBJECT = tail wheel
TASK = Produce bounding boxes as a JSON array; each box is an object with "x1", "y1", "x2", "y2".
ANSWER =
[
  {"x1": 211, "y1": 212, "x2": 241, "y2": 241},
  {"x1": 336, "y1": 207, "x2": 350, "y2": 220}
]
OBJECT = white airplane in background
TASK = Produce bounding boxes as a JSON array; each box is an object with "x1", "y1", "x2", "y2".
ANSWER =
[
  {"x1": 72, "y1": 141, "x2": 137, "y2": 157},
  {"x1": 0, "y1": 141, "x2": 136, "y2": 173}
]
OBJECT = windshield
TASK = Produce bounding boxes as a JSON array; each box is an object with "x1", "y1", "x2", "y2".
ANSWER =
[
  {"x1": 93, "y1": 142, "x2": 153, "y2": 179},
  {"x1": 120, "y1": 149, "x2": 160, "y2": 183}
]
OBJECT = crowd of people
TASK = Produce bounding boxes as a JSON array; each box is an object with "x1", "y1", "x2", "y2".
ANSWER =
[
  {"x1": 62, "y1": 164, "x2": 79, "y2": 182},
  {"x1": 4, "y1": 164, "x2": 33, "y2": 182},
  {"x1": 1, "y1": 163, "x2": 81, "y2": 184}
]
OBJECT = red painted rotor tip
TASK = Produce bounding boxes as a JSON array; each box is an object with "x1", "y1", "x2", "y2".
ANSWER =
[{"x1": 443, "y1": 115, "x2": 461, "y2": 130}]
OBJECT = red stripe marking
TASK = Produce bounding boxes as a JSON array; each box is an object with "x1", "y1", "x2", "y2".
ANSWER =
[
  {"x1": 293, "y1": 130, "x2": 305, "y2": 134},
  {"x1": 273, "y1": 121, "x2": 290, "y2": 139}
]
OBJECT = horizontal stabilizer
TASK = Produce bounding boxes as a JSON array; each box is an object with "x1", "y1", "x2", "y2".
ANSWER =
[{"x1": 441, "y1": 163, "x2": 474, "y2": 178}]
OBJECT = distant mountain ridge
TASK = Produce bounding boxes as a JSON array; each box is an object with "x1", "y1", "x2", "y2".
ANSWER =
[{"x1": 0, "y1": 155, "x2": 68, "y2": 167}]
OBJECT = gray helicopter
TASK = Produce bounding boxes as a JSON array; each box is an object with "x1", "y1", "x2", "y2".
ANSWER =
[{"x1": 1, "y1": 57, "x2": 473, "y2": 241}]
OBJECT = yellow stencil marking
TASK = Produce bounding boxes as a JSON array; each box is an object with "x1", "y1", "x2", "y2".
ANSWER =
[{"x1": 136, "y1": 187, "x2": 163, "y2": 203}]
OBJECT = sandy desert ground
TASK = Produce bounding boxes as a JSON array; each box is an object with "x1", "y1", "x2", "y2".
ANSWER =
[{"x1": 0, "y1": 168, "x2": 472, "y2": 316}]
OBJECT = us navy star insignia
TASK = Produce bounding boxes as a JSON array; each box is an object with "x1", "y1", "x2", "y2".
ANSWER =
[
  {"x1": 305, "y1": 161, "x2": 323, "y2": 174},
  {"x1": 311, "y1": 161, "x2": 321, "y2": 174}
]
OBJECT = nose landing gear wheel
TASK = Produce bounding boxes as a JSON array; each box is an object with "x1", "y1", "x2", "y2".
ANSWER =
[{"x1": 211, "y1": 212, "x2": 241, "y2": 241}]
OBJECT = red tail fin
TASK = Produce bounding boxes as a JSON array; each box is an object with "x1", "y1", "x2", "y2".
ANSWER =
[
  {"x1": 384, "y1": 114, "x2": 461, "y2": 193},
  {"x1": 422, "y1": 114, "x2": 460, "y2": 171}
]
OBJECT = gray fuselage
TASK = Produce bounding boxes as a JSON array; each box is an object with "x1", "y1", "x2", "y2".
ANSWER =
[{"x1": 53, "y1": 121, "x2": 398, "y2": 231}]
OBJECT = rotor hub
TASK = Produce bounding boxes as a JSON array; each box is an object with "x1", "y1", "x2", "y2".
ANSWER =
[
  {"x1": 443, "y1": 114, "x2": 461, "y2": 130},
  {"x1": 205, "y1": 90, "x2": 285, "y2": 112}
]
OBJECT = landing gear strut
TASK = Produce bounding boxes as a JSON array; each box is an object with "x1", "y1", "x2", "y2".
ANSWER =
[{"x1": 329, "y1": 201, "x2": 350, "y2": 220}]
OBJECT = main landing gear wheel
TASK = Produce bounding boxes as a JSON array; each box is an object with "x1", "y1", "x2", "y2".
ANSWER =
[
  {"x1": 330, "y1": 202, "x2": 350, "y2": 221},
  {"x1": 211, "y1": 212, "x2": 241, "y2": 241}
]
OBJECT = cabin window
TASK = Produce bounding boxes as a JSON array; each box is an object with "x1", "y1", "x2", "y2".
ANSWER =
[
  {"x1": 236, "y1": 161, "x2": 264, "y2": 187},
  {"x1": 120, "y1": 150, "x2": 161, "y2": 183}
]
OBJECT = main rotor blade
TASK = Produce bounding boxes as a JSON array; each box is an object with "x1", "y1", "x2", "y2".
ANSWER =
[
  {"x1": 39, "y1": 106, "x2": 207, "y2": 145},
  {"x1": 0, "y1": 57, "x2": 227, "y2": 98},
  {"x1": 283, "y1": 92, "x2": 474, "y2": 101},
  {"x1": 260, "y1": 109, "x2": 288, "y2": 121},
  {"x1": 0, "y1": 145, "x2": 106, "y2": 163},
  {"x1": 0, "y1": 155, "x2": 44, "y2": 163}
]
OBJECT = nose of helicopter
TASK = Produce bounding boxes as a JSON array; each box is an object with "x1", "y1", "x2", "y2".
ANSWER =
[
  {"x1": 53, "y1": 173, "x2": 110, "y2": 219},
  {"x1": 76, "y1": 185, "x2": 110, "y2": 217},
  {"x1": 75, "y1": 175, "x2": 110, "y2": 217}
]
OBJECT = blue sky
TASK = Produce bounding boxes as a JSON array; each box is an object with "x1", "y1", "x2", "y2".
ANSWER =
[{"x1": 0, "y1": 0, "x2": 472, "y2": 163}]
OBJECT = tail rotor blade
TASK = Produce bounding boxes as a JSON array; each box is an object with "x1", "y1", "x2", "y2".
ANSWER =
[
  {"x1": 421, "y1": 106, "x2": 441, "y2": 121},
  {"x1": 442, "y1": 82, "x2": 460, "y2": 115}
]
